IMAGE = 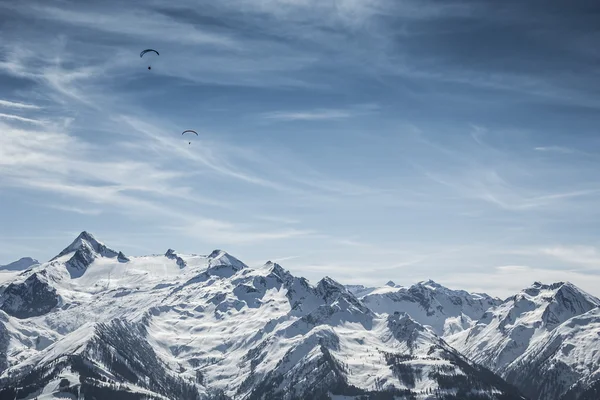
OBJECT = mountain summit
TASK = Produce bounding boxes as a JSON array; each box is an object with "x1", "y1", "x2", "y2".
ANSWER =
[
  {"x1": 52, "y1": 231, "x2": 119, "y2": 260},
  {"x1": 50, "y1": 231, "x2": 127, "y2": 278}
]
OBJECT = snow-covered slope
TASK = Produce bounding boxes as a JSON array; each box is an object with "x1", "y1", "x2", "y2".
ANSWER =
[
  {"x1": 503, "y1": 307, "x2": 600, "y2": 400},
  {"x1": 0, "y1": 232, "x2": 524, "y2": 400},
  {"x1": 0, "y1": 257, "x2": 39, "y2": 271},
  {"x1": 350, "y1": 279, "x2": 502, "y2": 337},
  {"x1": 448, "y1": 281, "x2": 600, "y2": 400}
]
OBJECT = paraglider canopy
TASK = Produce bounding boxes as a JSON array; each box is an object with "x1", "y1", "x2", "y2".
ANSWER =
[
  {"x1": 140, "y1": 49, "x2": 159, "y2": 58},
  {"x1": 182, "y1": 130, "x2": 198, "y2": 145},
  {"x1": 140, "y1": 49, "x2": 159, "y2": 70}
]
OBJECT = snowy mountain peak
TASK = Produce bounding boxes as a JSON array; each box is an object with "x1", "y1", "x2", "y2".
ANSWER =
[
  {"x1": 202, "y1": 250, "x2": 248, "y2": 280},
  {"x1": 52, "y1": 231, "x2": 119, "y2": 260},
  {"x1": 540, "y1": 281, "x2": 600, "y2": 329},
  {"x1": 266, "y1": 261, "x2": 287, "y2": 278},
  {"x1": 67, "y1": 231, "x2": 100, "y2": 250},
  {"x1": 50, "y1": 231, "x2": 124, "y2": 278},
  {"x1": 387, "y1": 311, "x2": 429, "y2": 341},
  {"x1": 523, "y1": 280, "x2": 564, "y2": 295},
  {"x1": 314, "y1": 276, "x2": 372, "y2": 319},
  {"x1": 385, "y1": 280, "x2": 396, "y2": 287},
  {"x1": 316, "y1": 276, "x2": 346, "y2": 298},
  {"x1": 207, "y1": 249, "x2": 247, "y2": 269},
  {"x1": 416, "y1": 279, "x2": 445, "y2": 291},
  {"x1": 117, "y1": 251, "x2": 129, "y2": 262},
  {"x1": 514, "y1": 281, "x2": 599, "y2": 315},
  {"x1": 208, "y1": 248, "x2": 224, "y2": 259},
  {"x1": 164, "y1": 248, "x2": 186, "y2": 268},
  {"x1": 0, "y1": 257, "x2": 39, "y2": 271}
]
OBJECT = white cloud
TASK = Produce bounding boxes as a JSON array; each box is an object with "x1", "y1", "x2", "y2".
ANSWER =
[
  {"x1": 46, "y1": 204, "x2": 103, "y2": 216},
  {"x1": 263, "y1": 104, "x2": 379, "y2": 121},
  {"x1": 0, "y1": 99, "x2": 41, "y2": 109},
  {"x1": 0, "y1": 113, "x2": 45, "y2": 125},
  {"x1": 419, "y1": 133, "x2": 600, "y2": 212},
  {"x1": 31, "y1": 5, "x2": 238, "y2": 48},
  {"x1": 0, "y1": 111, "x2": 334, "y2": 247},
  {"x1": 538, "y1": 245, "x2": 600, "y2": 269},
  {"x1": 263, "y1": 109, "x2": 353, "y2": 121},
  {"x1": 0, "y1": 120, "x2": 270, "y2": 242},
  {"x1": 534, "y1": 146, "x2": 575, "y2": 154},
  {"x1": 254, "y1": 215, "x2": 301, "y2": 224},
  {"x1": 173, "y1": 220, "x2": 315, "y2": 245},
  {"x1": 117, "y1": 115, "x2": 303, "y2": 194}
]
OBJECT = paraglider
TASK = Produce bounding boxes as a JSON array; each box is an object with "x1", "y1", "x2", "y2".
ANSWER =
[
  {"x1": 182, "y1": 130, "x2": 198, "y2": 145},
  {"x1": 140, "y1": 49, "x2": 159, "y2": 70}
]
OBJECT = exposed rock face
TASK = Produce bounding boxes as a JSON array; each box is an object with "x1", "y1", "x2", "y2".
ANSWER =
[{"x1": 0, "y1": 273, "x2": 58, "y2": 319}]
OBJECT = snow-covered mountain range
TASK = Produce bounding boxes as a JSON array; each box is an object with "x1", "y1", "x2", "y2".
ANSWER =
[{"x1": 0, "y1": 232, "x2": 596, "y2": 400}]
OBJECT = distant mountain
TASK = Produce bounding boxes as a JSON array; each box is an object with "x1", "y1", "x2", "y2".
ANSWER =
[
  {"x1": 448, "y1": 281, "x2": 600, "y2": 400},
  {"x1": 0, "y1": 257, "x2": 39, "y2": 271},
  {"x1": 349, "y1": 279, "x2": 502, "y2": 337},
  {"x1": 0, "y1": 231, "x2": 525, "y2": 400}
]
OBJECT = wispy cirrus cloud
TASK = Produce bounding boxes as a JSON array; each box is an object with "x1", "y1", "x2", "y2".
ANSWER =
[
  {"x1": 0, "y1": 120, "x2": 317, "y2": 246},
  {"x1": 534, "y1": 146, "x2": 576, "y2": 154},
  {"x1": 413, "y1": 125, "x2": 600, "y2": 213},
  {"x1": 0, "y1": 113, "x2": 45, "y2": 125},
  {"x1": 47, "y1": 204, "x2": 103, "y2": 216},
  {"x1": 538, "y1": 245, "x2": 600, "y2": 269},
  {"x1": 263, "y1": 109, "x2": 353, "y2": 121},
  {"x1": 0, "y1": 99, "x2": 41, "y2": 109},
  {"x1": 263, "y1": 104, "x2": 379, "y2": 121},
  {"x1": 30, "y1": 4, "x2": 238, "y2": 48}
]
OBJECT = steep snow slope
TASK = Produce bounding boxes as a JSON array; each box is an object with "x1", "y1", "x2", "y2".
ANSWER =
[
  {"x1": 0, "y1": 232, "x2": 524, "y2": 400},
  {"x1": 448, "y1": 281, "x2": 600, "y2": 400},
  {"x1": 351, "y1": 280, "x2": 502, "y2": 337},
  {"x1": 503, "y1": 307, "x2": 600, "y2": 400}
]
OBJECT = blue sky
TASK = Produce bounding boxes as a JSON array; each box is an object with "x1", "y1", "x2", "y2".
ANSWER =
[{"x1": 1, "y1": 0, "x2": 600, "y2": 297}]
